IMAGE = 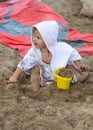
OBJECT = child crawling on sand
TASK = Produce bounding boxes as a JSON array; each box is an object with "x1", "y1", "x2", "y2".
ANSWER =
[{"x1": 8, "y1": 20, "x2": 89, "y2": 92}]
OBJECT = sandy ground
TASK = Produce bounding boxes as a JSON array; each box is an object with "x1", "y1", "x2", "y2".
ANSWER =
[{"x1": 0, "y1": 0, "x2": 93, "y2": 130}]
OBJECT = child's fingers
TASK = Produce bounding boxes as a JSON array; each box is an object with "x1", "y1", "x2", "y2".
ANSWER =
[
  {"x1": 6, "y1": 81, "x2": 14, "y2": 85},
  {"x1": 80, "y1": 66, "x2": 88, "y2": 71},
  {"x1": 6, "y1": 80, "x2": 17, "y2": 85}
]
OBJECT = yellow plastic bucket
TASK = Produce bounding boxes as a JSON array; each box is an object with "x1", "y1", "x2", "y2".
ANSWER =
[{"x1": 54, "y1": 67, "x2": 73, "y2": 90}]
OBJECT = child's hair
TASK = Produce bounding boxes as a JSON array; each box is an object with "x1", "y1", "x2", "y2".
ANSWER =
[{"x1": 33, "y1": 27, "x2": 38, "y2": 33}]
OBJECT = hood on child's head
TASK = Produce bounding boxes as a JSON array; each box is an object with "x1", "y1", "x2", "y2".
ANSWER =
[{"x1": 32, "y1": 20, "x2": 59, "y2": 53}]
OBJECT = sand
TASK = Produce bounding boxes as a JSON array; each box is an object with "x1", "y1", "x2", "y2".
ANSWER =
[{"x1": 0, "y1": 0, "x2": 93, "y2": 129}]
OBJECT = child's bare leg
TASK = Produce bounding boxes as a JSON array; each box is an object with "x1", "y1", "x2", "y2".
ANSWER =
[
  {"x1": 67, "y1": 65, "x2": 89, "y2": 83},
  {"x1": 30, "y1": 65, "x2": 40, "y2": 91},
  {"x1": 22, "y1": 66, "x2": 41, "y2": 92}
]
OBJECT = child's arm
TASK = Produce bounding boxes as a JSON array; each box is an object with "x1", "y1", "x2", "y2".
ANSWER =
[{"x1": 9, "y1": 67, "x2": 23, "y2": 83}]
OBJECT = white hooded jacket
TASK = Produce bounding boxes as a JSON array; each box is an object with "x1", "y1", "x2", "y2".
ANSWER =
[{"x1": 18, "y1": 20, "x2": 81, "y2": 86}]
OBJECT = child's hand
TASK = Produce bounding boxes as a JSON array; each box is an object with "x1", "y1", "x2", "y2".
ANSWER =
[
  {"x1": 74, "y1": 60, "x2": 88, "y2": 72},
  {"x1": 7, "y1": 67, "x2": 22, "y2": 84},
  {"x1": 80, "y1": 65, "x2": 88, "y2": 72},
  {"x1": 8, "y1": 75, "x2": 17, "y2": 83},
  {"x1": 6, "y1": 75, "x2": 17, "y2": 86}
]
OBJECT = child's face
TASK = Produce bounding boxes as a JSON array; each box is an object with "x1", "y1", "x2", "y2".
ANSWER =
[{"x1": 32, "y1": 28, "x2": 45, "y2": 49}]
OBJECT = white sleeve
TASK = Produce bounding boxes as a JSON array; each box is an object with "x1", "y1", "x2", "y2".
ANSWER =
[
  {"x1": 17, "y1": 48, "x2": 37, "y2": 74},
  {"x1": 69, "y1": 49, "x2": 82, "y2": 62}
]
